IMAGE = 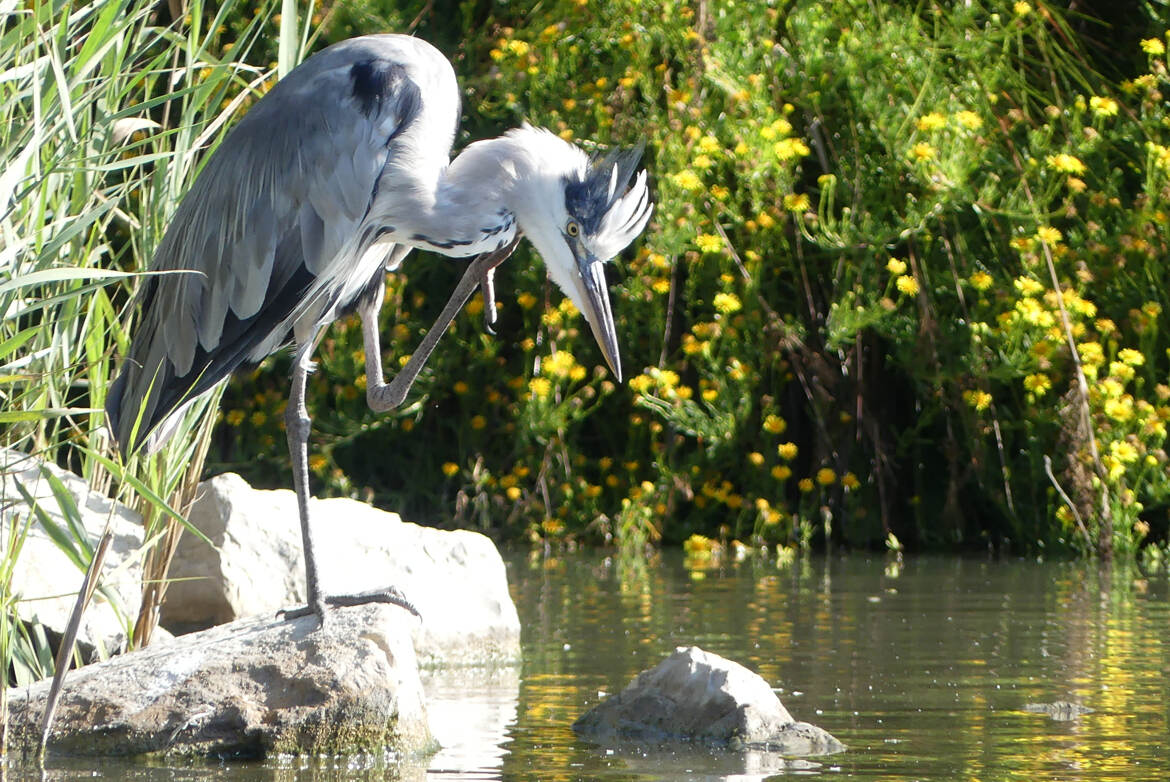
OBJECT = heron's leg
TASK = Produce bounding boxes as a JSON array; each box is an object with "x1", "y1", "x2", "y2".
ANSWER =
[
  {"x1": 283, "y1": 349, "x2": 328, "y2": 624},
  {"x1": 361, "y1": 236, "x2": 520, "y2": 413}
]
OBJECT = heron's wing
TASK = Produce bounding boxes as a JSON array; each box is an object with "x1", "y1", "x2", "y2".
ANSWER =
[{"x1": 107, "y1": 36, "x2": 451, "y2": 454}]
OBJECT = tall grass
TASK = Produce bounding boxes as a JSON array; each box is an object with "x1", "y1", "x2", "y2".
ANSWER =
[{"x1": 0, "y1": 0, "x2": 311, "y2": 680}]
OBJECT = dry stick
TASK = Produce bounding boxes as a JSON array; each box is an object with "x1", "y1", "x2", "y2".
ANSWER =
[
  {"x1": 658, "y1": 255, "x2": 680, "y2": 368},
  {"x1": 996, "y1": 113, "x2": 1111, "y2": 552},
  {"x1": 1044, "y1": 454, "x2": 1093, "y2": 550},
  {"x1": 1038, "y1": 237, "x2": 1113, "y2": 554},
  {"x1": 40, "y1": 525, "x2": 113, "y2": 761}
]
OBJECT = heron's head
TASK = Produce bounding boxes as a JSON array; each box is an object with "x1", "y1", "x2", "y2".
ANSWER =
[{"x1": 503, "y1": 126, "x2": 653, "y2": 382}]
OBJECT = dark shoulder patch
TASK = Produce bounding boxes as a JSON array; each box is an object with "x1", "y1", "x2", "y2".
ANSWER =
[{"x1": 350, "y1": 59, "x2": 420, "y2": 127}]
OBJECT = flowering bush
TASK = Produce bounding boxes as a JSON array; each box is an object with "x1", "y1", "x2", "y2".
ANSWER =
[{"x1": 213, "y1": 0, "x2": 1170, "y2": 558}]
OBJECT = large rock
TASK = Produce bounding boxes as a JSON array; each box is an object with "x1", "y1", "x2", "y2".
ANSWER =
[
  {"x1": 0, "y1": 447, "x2": 143, "y2": 662},
  {"x1": 161, "y1": 473, "x2": 520, "y2": 667},
  {"x1": 573, "y1": 646, "x2": 845, "y2": 756},
  {"x1": 7, "y1": 603, "x2": 431, "y2": 759}
]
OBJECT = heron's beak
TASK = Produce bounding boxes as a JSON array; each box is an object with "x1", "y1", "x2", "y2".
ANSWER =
[{"x1": 574, "y1": 251, "x2": 622, "y2": 382}]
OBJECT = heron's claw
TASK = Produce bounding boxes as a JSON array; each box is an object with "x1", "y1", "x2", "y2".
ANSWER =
[{"x1": 279, "y1": 586, "x2": 422, "y2": 623}]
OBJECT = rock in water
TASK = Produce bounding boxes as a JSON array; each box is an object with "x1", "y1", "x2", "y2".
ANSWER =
[
  {"x1": 161, "y1": 472, "x2": 520, "y2": 667},
  {"x1": 573, "y1": 646, "x2": 844, "y2": 756},
  {"x1": 6, "y1": 604, "x2": 431, "y2": 759}
]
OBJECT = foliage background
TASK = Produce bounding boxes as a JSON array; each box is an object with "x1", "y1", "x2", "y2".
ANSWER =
[
  {"x1": 7, "y1": 0, "x2": 1170, "y2": 576},
  {"x1": 209, "y1": 0, "x2": 1170, "y2": 560}
]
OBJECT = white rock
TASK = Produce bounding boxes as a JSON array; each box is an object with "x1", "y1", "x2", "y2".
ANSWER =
[
  {"x1": 0, "y1": 447, "x2": 143, "y2": 661},
  {"x1": 573, "y1": 646, "x2": 845, "y2": 756},
  {"x1": 162, "y1": 473, "x2": 521, "y2": 667},
  {"x1": 7, "y1": 603, "x2": 431, "y2": 758}
]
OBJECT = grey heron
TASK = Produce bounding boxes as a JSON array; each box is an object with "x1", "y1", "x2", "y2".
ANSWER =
[{"x1": 105, "y1": 34, "x2": 653, "y2": 625}]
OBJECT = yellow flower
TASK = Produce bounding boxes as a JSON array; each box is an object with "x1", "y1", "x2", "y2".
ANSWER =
[
  {"x1": 763, "y1": 414, "x2": 787, "y2": 434},
  {"x1": 1078, "y1": 341, "x2": 1104, "y2": 366},
  {"x1": 1109, "y1": 361, "x2": 1134, "y2": 383},
  {"x1": 886, "y1": 257, "x2": 908, "y2": 275},
  {"x1": 798, "y1": 478, "x2": 815, "y2": 493},
  {"x1": 517, "y1": 291, "x2": 538, "y2": 310},
  {"x1": 1104, "y1": 397, "x2": 1134, "y2": 423},
  {"x1": 693, "y1": 154, "x2": 714, "y2": 170},
  {"x1": 748, "y1": 452, "x2": 765, "y2": 467},
  {"x1": 629, "y1": 374, "x2": 654, "y2": 394},
  {"x1": 543, "y1": 350, "x2": 577, "y2": 378},
  {"x1": 442, "y1": 462, "x2": 460, "y2": 477},
  {"x1": 453, "y1": 380, "x2": 469, "y2": 395},
  {"x1": 696, "y1": 233, "x2": 723, "y2": 253},
  {"x1": 1046, "y1": 153, "x2": 1086, "y2": 174},
  {"x1": 895, "y1": 275, "x2": 919, "y2": 296},
  {"x1": 771, "y1": 464, "x2": 792, "y2": 480},
  {"x1": 713, "y1": 292, "x2": 742, "y2": 314},
  {"x1": 1141, "y1": 38, "x2": 1166, "y2": 56},
  {"x1": 1023, "y1": 373, "x2": 1051, "y2": 396},
  {"x1": 1013, "y1": 276, "x2": 1044, "y2": 296},
  {"x1": 910, "y1": 142, "x2": 935, "y2": 161},
  {"x1": 672, "y1": 170, "x2": 702, "y2": 191},
  {"x1": 1119, "y1": 348, "x2": 1145, "y2": 366},
  {"x1": 963, "y1": 389, "x2": 993, "y2": 411},
  {"x1": 842, "y1": 472, "x2": 860, "y2": 490},
  {"x1": 1013, "y1": 1, "x2": 1031, "y2": 16},
  {"x1": 308, "y1": 454, "x2": 328, "y2": 472},
  {"x1": 773, "y1": 138, "x2": 810, "y2": 161},
  {"x1": 778, "y1": 442, "x2": 798, "y2": 460},
  {"x1": 816, "y1": 467, "x2": 836, "y2": 486},
  {"x1": 1089, "y1": 95, "x2": 1119, "y2": 117},
  {"x1": 529, "y1": 376, "x2": 552, "y2": 399},
  {"x1": 915, "y1": 112, "x2": 946, "y2": 132},
  {"x1": 783, "y1": 193, "x2": 810, "y2": 212},
  {"x1": 969, "y1": 271, "x2": 993, "y2": 291},
  {"x1": 470, "y1": 415, "x2": 487, "y2": 429},
  {"x1": 1111, "y1": 440, "x2": 1139, "y2": 464},
  {"x1": 250, "y1": 411, "x2": 267, "y2": 427},
  {"x1": 955, "y1": 110, "x2": 983, "y2": 130},
  {"x1": 1035, "y1": 225, "x2": 1062, "y2": 245},
  {"x1": 684, "y1": 533, "x2": 714, "y2": 555},
  {"x1": 697, "y1": 135, "x2": 722, "y2": 154},
  {"x1": 226, "y1": 409, "x2": 245, "y2": 426}
]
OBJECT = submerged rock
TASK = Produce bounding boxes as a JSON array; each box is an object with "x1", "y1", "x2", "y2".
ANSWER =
[
  {"x1": 573, "y1": 646, "x2": 844, "y2": 756},
  {"x1": 0, "y1": 447, "x2": 144, "y2": 663},
  {"x1": 1021, "y1": 701, "x2": 1094, "y2": 721},
  {"x1": 162, "y1": 472, "x2": 521, "y2": 667},
  {"x1": 7, "y1": 604, "x2": 431, "y2": 759}
]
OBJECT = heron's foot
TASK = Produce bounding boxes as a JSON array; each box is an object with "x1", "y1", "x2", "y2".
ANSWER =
[{"x1": 280, "y1": 586, "x2": 422, "y2": 623}]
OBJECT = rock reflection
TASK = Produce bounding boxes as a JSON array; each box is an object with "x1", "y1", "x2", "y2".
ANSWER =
[{"x1": 422, "y1": 666, "x2": 520, "y2": 779}]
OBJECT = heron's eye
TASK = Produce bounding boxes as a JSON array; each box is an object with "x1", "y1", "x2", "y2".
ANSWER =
[{"x1": 566, "y1": 220, "x2": 580, "y2": 237}]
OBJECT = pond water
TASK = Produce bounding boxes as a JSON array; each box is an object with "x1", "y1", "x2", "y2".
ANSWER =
[{"x1": 25, "y1": 551, "x2": 1170, "y2": 780}]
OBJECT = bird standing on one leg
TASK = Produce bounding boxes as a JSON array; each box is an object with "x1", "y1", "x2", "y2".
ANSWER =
[{"x1": 105, "y1": 34, "x2": 653, "y2": 627}]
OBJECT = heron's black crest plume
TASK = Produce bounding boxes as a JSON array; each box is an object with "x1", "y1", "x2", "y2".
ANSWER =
[{"x1": 564, "y1": 143, "x2": 646, "y2": 235}]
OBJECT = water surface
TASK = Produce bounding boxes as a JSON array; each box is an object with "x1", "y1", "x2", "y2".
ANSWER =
[{"x1": 25, "y1": 551, "x2": 1170, "y2": 780}]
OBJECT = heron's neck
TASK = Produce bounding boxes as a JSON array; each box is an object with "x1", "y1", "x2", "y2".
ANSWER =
[{"x1": 377, "y1": 136, "x2": 527, "y2": 258}]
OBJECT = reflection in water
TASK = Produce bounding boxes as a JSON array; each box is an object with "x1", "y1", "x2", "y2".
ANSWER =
[
  {"x1": 19, "y1": 552, "x2": 1170, "y2": 781},
  {"x1": 423, "y1": 666, "x2": 519, "y2": 779},
  {"x1": 503, "y1": 552, "x2": 1170, "y2": 781}
]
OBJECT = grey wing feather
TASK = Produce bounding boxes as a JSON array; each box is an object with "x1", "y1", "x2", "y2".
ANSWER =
[{"x1": 107, "y1": 36, "x2": 438, "y2": 455}]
